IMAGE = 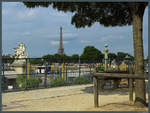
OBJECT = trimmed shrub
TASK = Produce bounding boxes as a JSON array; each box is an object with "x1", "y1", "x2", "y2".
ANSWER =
[
  {"x1": 16, "y1": 75, "x2": 40, "y2": 88},
  {"x1": 97, "y1": 66, "x2": 104, "y2": 71},
  {"x1": 50, "y1": 77, "x2": 67, "y2": 87},
  {"x1": 16, "y1": 75, "x2": 26, "y2": 88},
  {"x1": 2, "y1": 76, "x2": 8, "y2": 90},
  {"x1": 27, "y1": 77, "x2": 40, "y2": 88},
  {"x1": 73, "y1": 76, "x2": 90, "y2": 84}
]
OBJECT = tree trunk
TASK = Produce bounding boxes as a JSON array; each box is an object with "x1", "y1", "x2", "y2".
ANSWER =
[{"x1": 132, "y1": 4, "x2": 146, "y2": 107}]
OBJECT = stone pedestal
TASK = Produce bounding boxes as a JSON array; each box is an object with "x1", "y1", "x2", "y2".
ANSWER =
[{"x1": 11, "y1": 60, "x2": 26, "y2": 74}]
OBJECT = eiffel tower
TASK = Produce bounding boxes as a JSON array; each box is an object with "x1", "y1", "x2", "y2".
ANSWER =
[{"x1": 58, "y1": 26, "x2": 64, "y2": 55}]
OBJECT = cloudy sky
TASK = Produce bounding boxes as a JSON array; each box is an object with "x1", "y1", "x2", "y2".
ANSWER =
[{"x1": 2, "y1": 2, "x2": 148, "y2": 58}]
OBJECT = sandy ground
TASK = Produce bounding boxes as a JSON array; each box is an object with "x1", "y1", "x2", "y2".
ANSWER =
[{"x1": 2, "y1": 84, "x2": 148, "y2": 111}]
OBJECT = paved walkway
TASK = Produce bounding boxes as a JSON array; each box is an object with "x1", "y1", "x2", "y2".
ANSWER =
[
  {"x1": 2, "y1": 84, "x2": 93, "y2": 110},
  {"x1": 2, "y1": 84, "x2": 148, "y2": 111}
]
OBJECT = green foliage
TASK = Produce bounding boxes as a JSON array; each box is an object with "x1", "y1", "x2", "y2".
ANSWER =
[
  {"x1": 71, "y1": 54, "x2": 79, "y2": 59},
  {"x1": 16, "y1": 75, "x2": 26, "y2": 88},
  {"x1": 30, "y1": 58, "x2": 44, "y2": 65},
  {"x1": 26, "y1": 77, "x2": 40, "y2": 88},
  {"x1": 80, "y1": 46, "x2": 104, "y2": 62},
  {"x1": 23, "y1": 2, "x2": 134, "y2": 27},
  {"x1": 50, "y1": 77, "x2": 67, "y2": 87},
  {"x1": 16, "y1": 75, "x2": 41, "y2": 88},
  {"x1": 73, "y1": 76, "x2": 90, "y2": 84},
  {"x1": 70, "y1": 54, "x2": 79, "y2": 63},
  {"x1": 23, "y1": 2, "x2": 51, "y2": 8},
  {"x1": 2, "y1": 56, "x2": 14, "y2": 64},
  {"x1": 97, "y1": 66, "x2": 104, "y2": 71},
  {"x1": 117, "y1": 52, "x2": 133, "y2": 60},
  {"x1": 42, "y1": 54, "x2": 71, "y2": 63},
  {"x1": 23, "y1": 3, "x2": 147, "y2": 28},
  {"x1": 2, "y1": 76, "x2": 8, "y2": 90},
  {"x1": 117, "y1": 52, "x2": 127, "y2": 59},
  {"x1": 33, "y1": 49, "x2": 134, "y2": 63},
  {"x1": 43, "y1": 54, "x2": 54, "y2": 62},
  {"x1": 108, "y1": 53, "x2": 117, "y2": 60}
]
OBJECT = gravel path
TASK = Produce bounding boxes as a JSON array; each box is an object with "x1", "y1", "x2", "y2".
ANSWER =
[{"x1": 2, "y1": 84, "x2": 148, "y2": 111}]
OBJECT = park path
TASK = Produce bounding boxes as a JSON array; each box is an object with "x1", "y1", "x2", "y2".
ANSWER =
[
  {"x1": 2, "y1": 84, "x2": 148, "y2": 111},
  {"x1": 2, "y1": 84, "x2": 93, "y2": 110}
]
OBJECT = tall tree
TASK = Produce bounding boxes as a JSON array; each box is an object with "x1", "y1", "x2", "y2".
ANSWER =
[
  {"x1": 23, "y1": 2, "x2": 148, "y2": 107},
  {"x1": 108, "y1": 53, "x2": 117, "y2": 60},
  {"x1": 71, "y1": 54, "x2": 79, "y2": 63},
  {"x1": 80, "y1": 46, "x2": 104, "y2": 62},
  {"x1": 30, "y1": 58, "x2": 44, "y2": 65},
  {"x1": 117, "y1": 52, "x2": 133, "y2": 60}
]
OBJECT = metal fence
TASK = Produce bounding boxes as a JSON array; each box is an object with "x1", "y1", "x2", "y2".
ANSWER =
[
  {"x1": 2, "y1": 57, "x2": 147, "y2": 92},
  {"x1": 2, "y1": 58, "x2": 96, "y2": 92}
]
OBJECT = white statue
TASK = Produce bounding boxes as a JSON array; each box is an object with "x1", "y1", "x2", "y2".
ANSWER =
[
  {"x1": 14, "y1": 43, "x2": 28, "y2": 59},
  {"x1": 11, "y1": 43, "x2": 28, "y2": 74},
  {"x1": 111, "y1": 59, "x2": 118, "y2": 70}
]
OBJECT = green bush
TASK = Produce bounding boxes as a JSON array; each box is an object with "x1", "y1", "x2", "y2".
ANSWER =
[
  {"x1": 50, "y1": 77, "x2": 67, "y2": 87},
  {"x1": 73, "y1": 76, "x2": 90, "y2": 84},
  {"x1": 16, "y1": 75, "x2": 41, "y2": 88},
  {"x1": 27, "y1": 77, "x2": 40, "y2": 88},
  {"x1": 16, "y1": 75, "x2": 26, "y2": 88},
  {"x1": 97, "y1": 66, "x2": 104, "y2": 71},
  {"x1": 2, "y1": 76, "x2": 8, "y2": 90}
]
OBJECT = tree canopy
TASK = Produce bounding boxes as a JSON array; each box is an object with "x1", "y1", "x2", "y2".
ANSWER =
[
  {"x1": 24, "y1": 2, "x2": 134, "y2": 28},
  {"x1": 30, "y1": 47, "x2": 134, "y2": 64},
  {"x1": 108, "y1": 53, "x2": 117, "y2": 60},
  {"x1": 117, "y1": 52, "x2": 133, "y2": 60},
  {"x1": 80, "y1": 46, "x2": 104, "y2": 62}
]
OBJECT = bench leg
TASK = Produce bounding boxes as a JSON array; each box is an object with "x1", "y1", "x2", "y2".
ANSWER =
[
  {"x1": 94, "y1": 77, "x2": 99, "y2": 107},
  {"x1": 129, "y1": 78, "x2": 134, "y2": 104}
]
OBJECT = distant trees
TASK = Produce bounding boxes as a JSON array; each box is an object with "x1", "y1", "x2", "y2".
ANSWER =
[
  {"x1": 29, "y1": 58, "x2": 44, "y2": 65},
  {"x1": 2, "y1": 55, "x2": 14, "y2": 64},
  {"x1": 71, "y1": 54, "x2": 79, "y2": 63},
  {"x1": 30, "y1": 46, "x2": 134, "y2": 64},
  {"x1": 117, "y1": 52, "x2": 134, "y2": 60},
  {"x1": 108, "y1": 53, "x2": 117, "y2": 60},
  {"x1": 80, "y1": 46, "x2": 104, "y2": 62},
  {"x1": 42, "y1": 54, "x2": 70, "y2": 63}
]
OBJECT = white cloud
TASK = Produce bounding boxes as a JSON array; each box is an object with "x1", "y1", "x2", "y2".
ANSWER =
[
  {"x1": 50, "y1": 40, "x2": 68, "y2": 46},
  {"x1": 23, "y1": 32, "x2": 31, "y2": 36},
  {"x1": 63, "y1": 33, "x2": 77, "y2": 38},
  {"x1": 80, "y1": 40, "x2": 91, "y2": 44},
  {"x1": 17, "y1": 9, "x2": 38, "y2": 19},
  {"x1": 49, "y1": 11, "x2": 67, "y2": 17},
  {"x1": 97, "y1": 35, "x2": 124, "y2": 42},
  {"x1": 26, "y1": 10, "x2": 37, "y2": 17},
  {"x1": 50, "y1": 41, "x2": 59, "y2": 46},
  {"x1": 48, "y1": 32, "x2": 77, "y2": 41}
]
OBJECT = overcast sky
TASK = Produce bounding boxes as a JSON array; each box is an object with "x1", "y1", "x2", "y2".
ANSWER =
[{"x1": 2, "y1": 2, "x2": 148, "y2": 58}]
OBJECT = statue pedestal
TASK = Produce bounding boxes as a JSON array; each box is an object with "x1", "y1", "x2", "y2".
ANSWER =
[
  {"x1": 11, "y1": 60, "x2": 26, "y2": 75},
  {"x1": 12, "y1": 42, "x2": 28, "y2": 75}
]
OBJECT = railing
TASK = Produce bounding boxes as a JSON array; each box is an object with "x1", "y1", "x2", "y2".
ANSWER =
[
  {"x1": 2, "y1": 58, "x2": 96, "y2": 92},
  {"x1": 2, "y1": 57, "x2": 147, "y2": 92}
]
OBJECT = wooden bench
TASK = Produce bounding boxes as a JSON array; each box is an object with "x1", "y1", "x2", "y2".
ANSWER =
[{"x1": 92, "y1": 72, "x2": 148, "y2": 107}]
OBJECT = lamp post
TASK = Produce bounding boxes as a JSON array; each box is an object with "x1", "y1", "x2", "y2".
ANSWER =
[
  {"x1": 104, "y1": 44, "x2": 109, "y2": 71},
  {"x1": 78, "y1": 56, "x2": 80, "y2": 84},
  {"x1": 44, "y1": 62, "x2": 48, "y2": 88},
  {"x1": 125, "y1": 55, "x2": 130, "y2": 88},
  {"x1": 125, "y1": 55, "x2": 130, "y2": 72}
]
